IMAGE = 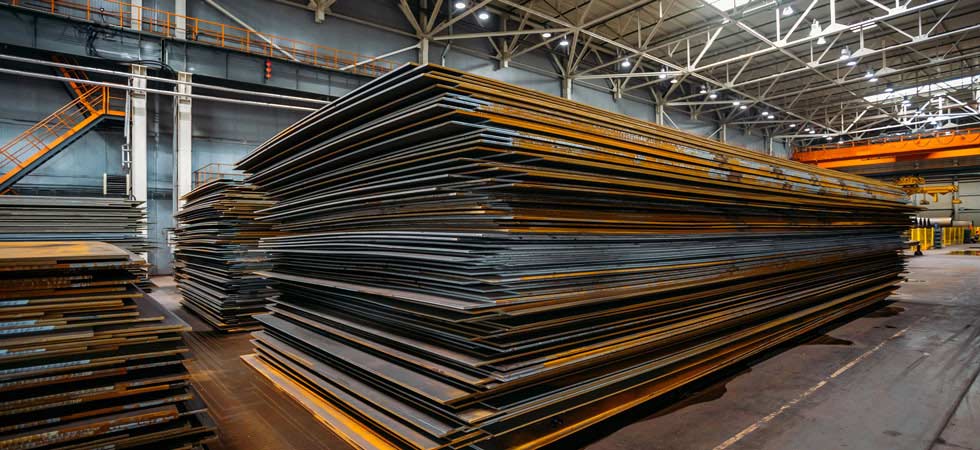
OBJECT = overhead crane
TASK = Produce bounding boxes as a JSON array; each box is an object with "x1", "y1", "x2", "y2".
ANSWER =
[{"x1": 793, "y1": 128, "x2": 980, "y2": 169}]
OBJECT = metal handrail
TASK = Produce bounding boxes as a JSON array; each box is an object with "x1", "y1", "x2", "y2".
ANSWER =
[
  {"x1": 6, "y1": 0, "x2": 400, "y2": 77},
  {"x1": 0, "y1": 85, "x2": 121, "y2": 183},
  {"x1": 192, "y1": 162, "x2": 243, "y2": 188}
]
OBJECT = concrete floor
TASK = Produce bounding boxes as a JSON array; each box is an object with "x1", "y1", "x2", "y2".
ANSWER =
[{"x1": 148, "y1": 245, "x2": 980, "y2": 450}]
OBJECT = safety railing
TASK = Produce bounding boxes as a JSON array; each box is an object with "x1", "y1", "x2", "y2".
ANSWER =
[
  {"x1": 6, "y1": 0, "x2": 400, "y2": 78},
  {"x1": 193, "y1": 162, "x2": 243, "y2": 188},
  {"x1": 0, "y1": 85, "x2": 123, "y2": 187},
  {"x1": 796, "y1": 126, "x2": 980, "y2": 153}
]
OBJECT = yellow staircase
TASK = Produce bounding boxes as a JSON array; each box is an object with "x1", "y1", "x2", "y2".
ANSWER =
[{"x1": 0, "y1": 57, "x2": 125, "y2": 193}]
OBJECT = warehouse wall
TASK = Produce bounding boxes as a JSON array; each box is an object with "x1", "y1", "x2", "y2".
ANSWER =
[{"x1": 917, "y1": 180, "x2": 980, "y2": 225}]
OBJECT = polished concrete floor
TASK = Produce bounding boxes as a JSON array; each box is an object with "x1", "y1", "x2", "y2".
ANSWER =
[{"x1": 148, "y1": 245, "x2": 980, "y2": 450}]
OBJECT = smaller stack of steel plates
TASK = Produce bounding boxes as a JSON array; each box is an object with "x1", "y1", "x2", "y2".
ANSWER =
[
  {"x1": 0, "y1": 241, "x2": 216, "y2": 449},
  {"x1": 0, "y1": 195, "x2": 154, "y2": 290},
  {"x1": 174, "y1": 180, "x2": 277, "y2": 332}
]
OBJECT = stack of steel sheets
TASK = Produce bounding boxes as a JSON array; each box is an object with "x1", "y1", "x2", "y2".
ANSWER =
[
  {"x1": 0, "y1": 195, "x2": 154, "y2": 290},
  {"x1": 0, "y1": 241, "x2": 216, "y2": 449},
  {"x1": 174, "y1": 180, "x2": 277, "y2": 332},
  {"x1": 236, "y1": 64, "x2": 915, "y2": 449}
]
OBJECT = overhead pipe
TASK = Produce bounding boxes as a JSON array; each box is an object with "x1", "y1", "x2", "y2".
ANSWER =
[
  {"x1": 0, "y1": 53, "x2": 330, "y2": 105},
  {"x1": 0, "y1": 67, "x2": 317, "y2": 112}
]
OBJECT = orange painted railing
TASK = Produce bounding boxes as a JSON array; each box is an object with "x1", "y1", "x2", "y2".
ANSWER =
[
  {"x1": 797, "y1": 127, "x2": 980, "y2": 153},
  {"x1": 0, "y1": 85, "x2": 125, "y2": 190},
  {"x1": 5, "y1": 0, "x2": 399, "y2": 77},
  {"x1": 193, "y1": 162, "x2": 242, "y2": 188},
  {"x1": 793, "y1": 127, "x2": 980, "y2": 169}
]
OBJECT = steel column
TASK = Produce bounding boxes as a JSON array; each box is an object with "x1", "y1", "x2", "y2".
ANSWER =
[{"x1": 173, "y1": 71, "x2": 193, "y2": 211}]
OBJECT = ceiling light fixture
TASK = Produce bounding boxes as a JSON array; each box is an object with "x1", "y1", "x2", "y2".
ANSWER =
[
  {"x1": 732, "y1": 100, "x2": 741, "y2": 106},
  {"x1": 542, "y1": 32, "x2": 552, "y2": 38},
  {"x1": 884, "y1": 83, "x2": 894, "y2": 93},
  {"x1": 454, "y1": 1, "x2": 466, "y2": 10},
  {"x1": 699, "y1": 85, "x2": 707, "y2": 94},
  {"x1": 708, "y1": 92, "x2": 718, "y2": 99},
  {"x1": 477, "y1": 11, "x2": 490, "y2": 20},
  {"x1": 817, "y1": 35, "x2": 827, "y2": 45},
  {"x1": 839, "y1": 46, "x2": 851, "y2": 61},
  {"x1": 789, "y1": 123, "x2": 797, "y2": 128},
  {"x1": 558, "y1": 37, "x2": 570, "y2": 46},
  {"x1": 739, "y1": 104, "x2": 748, "y2": 110},
  {"x1": 782, "y1": 4, "x2": 794, "y2": 16},
  {"x1": 621, "y1": 59, "x2": 631, "y2": 68},
  {"x1": 670, "y1": 78, "x2": 678, "y2": 84},
  {"x1": 869, "y1": 75, "x2": 878, "y2": 82}
]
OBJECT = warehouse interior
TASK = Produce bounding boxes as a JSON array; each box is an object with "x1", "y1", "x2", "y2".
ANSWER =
[{"x1": 0, "y1": 0, "x2": 978, "y2": 449}]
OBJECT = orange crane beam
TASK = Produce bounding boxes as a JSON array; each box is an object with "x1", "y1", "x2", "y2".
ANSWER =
[{"x1": 794, "y1": 128, "x2": 980, "y2": 168}]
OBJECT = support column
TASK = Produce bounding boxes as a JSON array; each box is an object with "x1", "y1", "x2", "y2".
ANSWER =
[
  {"x1": 129, "y1": 65, "x2": 148, "y2": 205},
  {"x1": 173, "y1": 71, "x2": 193, "y2": 212},
  {"x1": 561, "y1": 77, "x2": 572, "y2": 99},
  {"x1": 720, "y1": 123, "x2": 728, "y2": 143},
  {"x1": 130, "y1": 0, "x2": 143, "y2": 31},
  {"x1": 174, "y1": 0, "x2": 187, "y2": 40},
  {"x1": 655, "y1": 103, "x2": 665, "y2": 125},
  {"x1": 419, "y1": 37, "x2": 430, "y2": 65}
]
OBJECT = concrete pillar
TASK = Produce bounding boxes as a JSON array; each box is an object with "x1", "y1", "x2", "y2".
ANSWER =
[
  {"x1": 419, "y1": 38, "x2": 430, "y2": 65},
  {"x1": 173, "y1": 72, "x2": 193, "y2": 212},
  {"x1": 175, "y1": 0, "x2": 187, "y2": 40},
  {"x1": 498, "y1": 51, "x2": 511, "y2": 70},
  {"x1": 561, "y1": 77, "x2": 572, "y2": 99},
  {"x1": 720, "y1": 123, "x2": 728, "y2": 143},
  {"x1": 130, "y1": 0, "x2": 143, "y2": 31},
  {"x1": 129, "y1": 65, "x2": 148, "y2": 204}
]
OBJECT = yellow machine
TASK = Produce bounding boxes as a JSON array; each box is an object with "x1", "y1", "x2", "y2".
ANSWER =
[{"x1": 896, "y1": 176, "x2": 959, "y2": 205}]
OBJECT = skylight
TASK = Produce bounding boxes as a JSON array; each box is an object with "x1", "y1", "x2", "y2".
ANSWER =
[
  {"x1": 705, "y1": 0, "x2": 757, "y2": 12},
  {"x1": 864, "y1": 75, "x2": 980, "y2": 103}
]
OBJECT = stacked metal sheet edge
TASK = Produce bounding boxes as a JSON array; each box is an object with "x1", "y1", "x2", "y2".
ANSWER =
[
  {"x1": 236, "y1": 64, "x2": 916, "y2": 450},
  {"x1": 174, "y1": 180, "x2": 278, "y2": 332},
  {"x1": 0, "y1": 195, "x2": 154, "y2": 291},
  {"x1": 0, "y1": 241, "x2": 216, "y2": 449}
]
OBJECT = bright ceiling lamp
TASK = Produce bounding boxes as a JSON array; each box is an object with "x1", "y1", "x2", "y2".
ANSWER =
[
  {"x1": 558, "y1": 36, "x2": 570, "y2": 46},
  {"x1": 477, "y1": 11, "x2": 490, "y2": 20},
  {"x1": 864, "y1": 75, "x2": 979, "y2": 103},
  {"x1": 621, "y1": 59, "x2": 631, "y2": 68},
  {"x1": 542, "y1": 32, "x2": 552, "y2": 38},
  {"x1": 454, "y1": 1, "x2": 466, "y2": 10},
  {"x1": 839, "y1": 46, "x2": 851, "y2": 61},
  {"x1": 708, "y1": 92, "x2": 718, "y2": 99},
  {"x1": 782, "y1": 4, "x2": 794, "y2": 16}
]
